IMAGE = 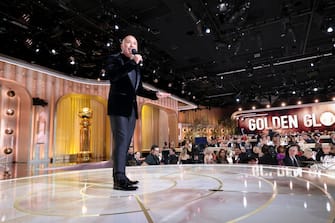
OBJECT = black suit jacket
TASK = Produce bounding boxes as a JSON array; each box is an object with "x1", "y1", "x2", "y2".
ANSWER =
[
  {"x1": 283, "y1": 155, "x2": 300, "y2": 167},
  {"x1": 104, "y1": 53, "x2": 158, "y2": 118}
]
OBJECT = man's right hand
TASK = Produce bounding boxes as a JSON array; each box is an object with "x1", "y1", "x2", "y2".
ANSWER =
[{"x1": 131, "y1": 54, "x2": 143, "y2": 64}]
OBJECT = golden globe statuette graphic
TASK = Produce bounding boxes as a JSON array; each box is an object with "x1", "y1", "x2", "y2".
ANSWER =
[
  {"x1": 78, "y1": 107, "x2": 92, "y2": 162},
  {"x1": 319, "y1": 111, "x2": 335, "y2": 126}
]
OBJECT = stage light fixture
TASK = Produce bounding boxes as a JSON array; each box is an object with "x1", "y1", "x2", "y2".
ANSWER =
[
  {"x1": 7, "y1": 90, "x2": 15, "y2": 97},
  {"x1": 69, "y1": 56, "x2": 75, "y2": 65},
  {"x1": 297, "y1": 101, "x2": 302, "y2": 105},
  {"x1": 218, "y1": 2, "x2": 229, "y2": 12},
  {"x1": 6, "y1": 109, "x2": 15, "y2": 116},
  {"x1": 327, "y1": 26, "x2": 333, "y2": 33}
]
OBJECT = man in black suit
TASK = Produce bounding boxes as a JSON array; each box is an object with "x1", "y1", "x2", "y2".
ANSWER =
[
  {"x1": 283, "y1": 144, "x2": 300, "y2": 167},
  {"x1": 104, "y1": 35, "x2": 170, "y2": 190}
]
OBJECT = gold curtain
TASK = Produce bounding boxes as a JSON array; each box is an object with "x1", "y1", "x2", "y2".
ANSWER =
[
  {"x1": 141, "y1": 105, "x2": 159, "y2": 151},
  {"x1": 54, "y1": 93, "x2": 109, "y2": 160}
]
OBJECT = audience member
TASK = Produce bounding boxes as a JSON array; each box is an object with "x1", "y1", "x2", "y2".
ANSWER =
[
  {"x1": 216, "y1": 149, "x2": 229, "y2": 164},
  {"x1": 259, "y1": 145, "x2": 278, "y2": 165},
  {"x1": 276, "y1": 146, "x2": 286, "y2": 166},
  {"x1": 204, "y1": 148, "x2": 214, "y2": 164},
  {"x1": 300, "y1": 148, "x2": 315, "y2": 167},
  {"x1": 283, "y1": 144, "x2": 300, "y2": 167},
  {"x1": 178, "y1": 147, "x2": 191, "y2": 164},
  {"x1": 143, "y1": 145, "x2": 160, "y2": 165},
  {"x1": 316, "y1": 143, "x2": 334, "y2": 162},
  {"x1": 168, "y1": 148, "x2": 178, "y2": 164}
]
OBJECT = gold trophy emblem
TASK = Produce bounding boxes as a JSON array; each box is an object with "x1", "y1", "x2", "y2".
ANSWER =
[{"x1": 78, "y1": 107, "x2": 92, "y2": 162}]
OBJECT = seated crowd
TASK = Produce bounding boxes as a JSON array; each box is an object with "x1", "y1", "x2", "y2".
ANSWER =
[{"x1": 126, "y1": 131, "x2": 335, "y2": 168}]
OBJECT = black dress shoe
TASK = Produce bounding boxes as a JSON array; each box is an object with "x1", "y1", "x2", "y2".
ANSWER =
[
  {"x1": 126, "y1": 178, "x2": 139, "y2": 185},
  {"x1": 113, "y1": 180, "x2": 138, "y2": 191}
]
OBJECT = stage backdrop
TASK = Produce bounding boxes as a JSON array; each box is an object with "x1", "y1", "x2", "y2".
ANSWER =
[{"x1": 232, "y1": 101, "x2": 335, "y2": 134}]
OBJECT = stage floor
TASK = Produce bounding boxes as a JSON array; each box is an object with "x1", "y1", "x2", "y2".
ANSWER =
[{"x1": 0, "y1": 164, "x2": 335, "y2": 223}]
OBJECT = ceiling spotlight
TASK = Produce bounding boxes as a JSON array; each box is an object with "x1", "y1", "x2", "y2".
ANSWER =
[
  {"x1": 327, "y1": 26, "x2": 333, "y2": 33},
  {"x1": 313, "y1": 87, "x2": 318, "y2": 92},
  {"x1": 35, "y1": 48, "x2": 40, "y2": 53},
  {"x1": 114, "y1": 24, "x2": 119, "y2": 30},
  {"x1": 168, "y1": 82, "x2": 172, "y2": 87},
  {"x1": 238, "y1": 107, "x2": 242, "y2": 111},
  {"x1": 218, "y1": 2, "x2": 228, "y2": 12},
  {"x1": 332, "y1": 97, "x2": 335, "y2": 101},
  {"x1": 69, "y1": 56, "x2": 75, "y2": 65},
  {"x1": 314, "y1": 99, "x2": 319, "y2": 103},
  {"x1": 22, "y1": 13, "x2": 31, "y2": 22},
  {"x1": 153, "y1": 78, "x2": 159, "y2": 83},
  {"x1": 310, "y1": 62, "x2": 314, "y2": 67},
  {"x1": 292, "y1": 91, "x2": 296, "y2": 95},
  {"x1": 297, "y1": 100, "x2": 302, "y2": 105},
  {"x1": 266, "y1": 104, "x2": 271, "y2": 108},
  {"x1": 106, "y1": 42, "x2": 111, "y2": 47},
  {"x1": 193, "y1": 96, "x2": 196, "y2": 99},
  {"x1": 281, "y1": 102, "x2": 286, "y2": 107},
  {"x1": 236, "y1": 98, "x2": 240, "y2": 102},
  {"x1": 252, "y1": 106, "x2": 256, "y2": 110},
  {"x1": 25, "y1": 38, "x2": 33, "y2": 47},
  {"x1": 51, "y1": 49, "x2": 57, "y2": 55},
  {"x1": 205, "y1": 27, "x2": 211, "y2": 34}
]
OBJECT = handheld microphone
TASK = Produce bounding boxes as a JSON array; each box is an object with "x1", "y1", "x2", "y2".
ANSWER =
[{"x1": 131, "y1": 49, "x2": 143, "y2": 67}]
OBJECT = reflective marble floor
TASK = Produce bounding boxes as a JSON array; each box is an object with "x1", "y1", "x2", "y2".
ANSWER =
[{"x1": 0, "y1": 164, "x2": 335, "y2": 223}]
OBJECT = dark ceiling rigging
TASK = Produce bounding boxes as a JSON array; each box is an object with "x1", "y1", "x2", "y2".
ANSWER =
[{"x1": 0, "y1": 0, "x2": 335, "y2": 109}]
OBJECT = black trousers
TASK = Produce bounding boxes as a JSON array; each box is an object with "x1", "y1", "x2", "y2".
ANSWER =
[{"x1": 109, "y1": 109, "x2": 136, "y2": 180}]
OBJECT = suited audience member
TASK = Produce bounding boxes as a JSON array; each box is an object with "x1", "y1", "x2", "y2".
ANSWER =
[
  {"x1": 233, "y1": 146, "x2": 248, "y2": 163},
  {"x1": 103, "y1": 35, "x2": 170, "y2": 190},
  {"x1": 283, "y1": 144, "x2": 300, "y2": 167},
  {"x1": 143, "y1": 145, "x2": 161, "y2": 165},
  {"x1": 258, "y1": 145, "x2": 278, "y2": 165}
]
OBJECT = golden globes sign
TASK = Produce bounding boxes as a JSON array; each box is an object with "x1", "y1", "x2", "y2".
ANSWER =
[{"x1": 232, "y1": 102, "x2": 335, "y2": 134}]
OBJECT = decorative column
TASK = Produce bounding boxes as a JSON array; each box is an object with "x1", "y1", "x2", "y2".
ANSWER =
[{"x1": 78, "y1": 107, "x2": 92, "y2": 162}]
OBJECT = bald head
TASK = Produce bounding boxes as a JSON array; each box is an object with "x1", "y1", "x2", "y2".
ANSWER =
[{"x1": 121, "y1": 35, "x2": 138, "y2": 58}]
